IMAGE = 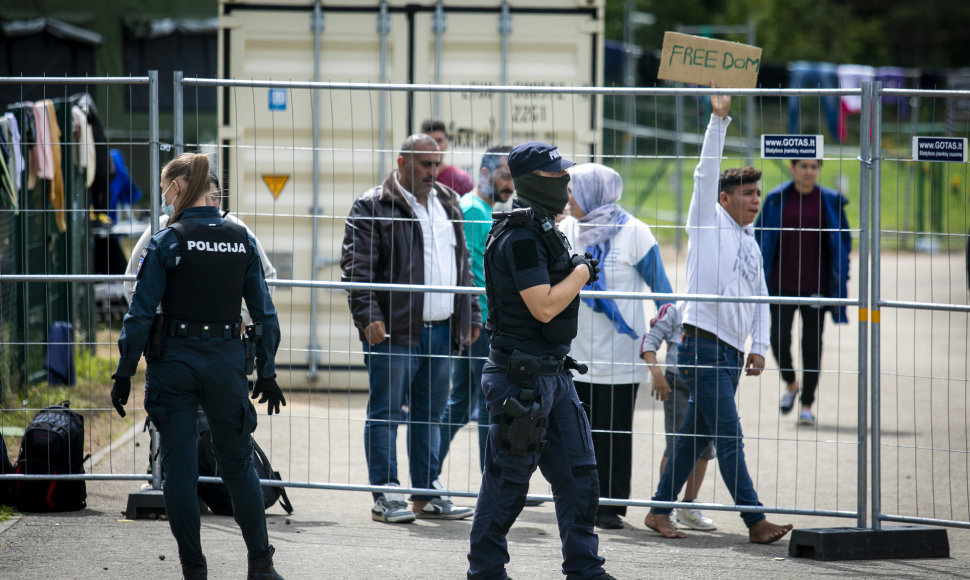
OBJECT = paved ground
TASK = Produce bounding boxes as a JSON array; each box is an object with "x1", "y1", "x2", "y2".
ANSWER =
[{"x1": 2, "y1": 248, "x2": 968, "y2": 579}]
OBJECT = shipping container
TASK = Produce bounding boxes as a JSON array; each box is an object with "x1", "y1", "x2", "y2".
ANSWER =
[{"x1": 215, "y1": 0, "x2": 604, "y2": 388}]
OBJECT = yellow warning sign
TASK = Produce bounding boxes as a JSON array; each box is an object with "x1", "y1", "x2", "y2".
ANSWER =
[{"x1": 261, "y1": 174, "x2": 289, "y2": 199}]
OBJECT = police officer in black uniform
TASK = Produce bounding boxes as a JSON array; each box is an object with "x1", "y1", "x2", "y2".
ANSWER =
[
  {"x1": 467, "y1": 142, "x2": 615, "y2": 580},
  {"x1": 110, "y1": 153, "x2": 286, "y2": 580}
]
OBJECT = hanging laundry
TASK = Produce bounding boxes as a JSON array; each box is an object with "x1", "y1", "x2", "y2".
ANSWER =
[
  {"x1": 71, "y1": 105, "x2": 96, "y2": 188},
  {"x1": 837, "y1": 64, "x2": 875, "y2": 142},
  {"x1": 3, "y1": 113, "x2": 24, "y2": 192},
  {"x1": 10, "y1": 104, "x2": 39, "y2": 191},
  {"x1": 787, "y1": 61, "x2": 840, "y2": 138},
  {"x1": 32, "y1": 101, "x2": 54, "y2": 181},
  {"x1": 0, "y1": 116, "x2": 16, "y2": 209},
  {"x1": 0, "y1": 117, "x2": 16, "y2": 210},
  {"x1": 43, "y1": 99, "x2": 66, "y2": 233},
  {"x1": 108, "y1": 148, "x2": 142, "y2": 223},
  {"x1": 76, "y1": 94, "x2": 112, "y2": 210},
  {"x1": 875, "y1": 66, "x2": 910, "y2": 119}
]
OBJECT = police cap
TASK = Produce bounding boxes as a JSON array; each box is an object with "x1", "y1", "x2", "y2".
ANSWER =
[{"x1": 508, "y1": 141, "x2": 575, "y2": 178}]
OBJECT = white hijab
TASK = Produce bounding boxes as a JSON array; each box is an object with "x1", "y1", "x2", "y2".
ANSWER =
[{"x1": 570, "y1": 163, "x2": 630, "y2": 249}]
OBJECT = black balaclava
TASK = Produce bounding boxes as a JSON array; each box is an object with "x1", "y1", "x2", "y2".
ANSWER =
[{"x1": 512, "y1": 173, "x2": 570, "y2": 220}]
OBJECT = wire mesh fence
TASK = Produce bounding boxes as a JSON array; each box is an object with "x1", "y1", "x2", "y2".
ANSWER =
[{"x1": 0, "y1": 76, "x2": 967, "y2": 531}]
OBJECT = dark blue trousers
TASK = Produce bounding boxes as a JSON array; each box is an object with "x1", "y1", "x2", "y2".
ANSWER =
[
  {"x1": 468, "y1": 369, "x2": 605, "y2": 580},
  {"x1": 144, "y1": 336, "x2": 271, "y2": 567}
]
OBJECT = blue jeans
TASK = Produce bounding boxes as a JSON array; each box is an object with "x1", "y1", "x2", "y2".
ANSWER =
[
  {"x1": 362, "y1": 324, "x2": 451, "y2": 501},
  {"x1": 436, "y1": 332, "x2": 489, "y2": 476},
  {"x1": 651, "y1": 335, "x2": 765, "y2": 527},
  {"x1": 788, "y1": 61, "x2": 840, "y2": 139}
]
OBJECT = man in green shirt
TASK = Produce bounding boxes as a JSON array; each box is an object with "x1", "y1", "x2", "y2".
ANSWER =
[{"x1": 434, "y1": 145, "x2": 514, "y2": 477}]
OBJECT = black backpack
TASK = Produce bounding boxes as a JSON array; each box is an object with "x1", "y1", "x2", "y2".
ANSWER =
[
  {"x1": 194, "y1": 408, "x2": 293, "y2": 516},
  {"x1": 14, "y1": 401, "x2": 89, "y2": 512}
]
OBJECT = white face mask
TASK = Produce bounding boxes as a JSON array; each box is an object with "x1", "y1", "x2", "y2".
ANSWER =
[{"x1": 161, "y1": 181, "x2": 178, "y2": 218}]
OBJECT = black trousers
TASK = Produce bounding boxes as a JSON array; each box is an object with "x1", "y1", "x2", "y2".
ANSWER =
[
  {"x1": 770, "y1": 302, "x2": 826, "y2": 407},
  {"x1": 574, "y1": 381, "x2": 638, "y2": 517}
]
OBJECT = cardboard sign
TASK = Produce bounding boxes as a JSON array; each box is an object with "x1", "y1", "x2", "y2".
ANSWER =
[
  {"x1": 658, "y1": 32, "x2": 762, "y2": 88},
  {"x1": 762, "y1": 135, "x2": 824, "y2": 159}
]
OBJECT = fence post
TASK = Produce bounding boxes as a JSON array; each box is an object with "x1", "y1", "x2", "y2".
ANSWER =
[
  {"x1": 856, "y1": 81, "x2": 872, "y2": 530},
  {"x1": 149, "y1": 70, "x2": 160, "y2": 236},
  {"x1": 148, "y1": 69, "x2": 163, "y2": 491},
  {"x1": 869, "y1": 80, "x2": 884, "y2": 531},
  {"x1": 173, "y1": 70, "x2": 184, "y2": 157},
  {"x1": 124, "y1": 70, "x2": 168, "y2": 520}
]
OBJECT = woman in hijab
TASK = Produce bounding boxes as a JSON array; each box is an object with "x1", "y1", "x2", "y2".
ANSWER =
[{"x1": 560, "y1": 162, "x2": 673, "y2": 530}]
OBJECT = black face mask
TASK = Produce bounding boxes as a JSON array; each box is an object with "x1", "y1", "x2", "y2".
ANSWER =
[{"x1": 512, "y1": 173, "x2": 570, "y2": 220}]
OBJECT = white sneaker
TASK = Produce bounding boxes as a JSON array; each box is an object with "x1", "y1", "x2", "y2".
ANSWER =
[
  {"x1": 673, "y1": 505, "x2": 717, "y2": 531},
  {"x1": 798, "y1": 409, "x2": 816, "y2": 426},
  {"x1": 371, "y1": 484, "x2": 416, "y2": 523},
  {"x1": 419, "y1": 496, "x2": 474, "y2": 519},
  {"x1": 416, "y1": 479, "x2": 474, "y2": 519}
]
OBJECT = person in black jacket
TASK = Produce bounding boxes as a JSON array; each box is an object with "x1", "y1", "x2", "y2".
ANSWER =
[
  {"x1": 340, "y1": 133, "x2": 481, "y2": 524},
  {"x1": 111, "y1": 152, "x2": 285, "y2": 580}
]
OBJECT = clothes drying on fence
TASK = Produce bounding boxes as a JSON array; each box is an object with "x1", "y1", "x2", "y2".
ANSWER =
[
  {"x1": 876, "y1": 66, "x2": 910, "y2": 118},
  {"x1": 837, "y1": 64, "x2": 876, "y2": 143},
  {"x1": 74, "y1": 93, "x2": 113, "y2": 210},
  {"x1": 0, "y1": 123, "x2": 17, "y2": 209},
  {"x1": 0, "y1": 94, "x2": 115, "y2": 228},
  {"x1": 2, "y1": 113, "x2": 23, "y2": 191},
  {"x1": 72, "y1": 105, "x2": 96, "y2": 188},
  {"x1": 108, "y1": 148, "x2": 142, "y2": 223},
  {"x1": 44, "y1": 100, "x2": 66, "y2": 232},
  {"x1": 787, "y1": 61, "x2": 841, "y2": 139}
]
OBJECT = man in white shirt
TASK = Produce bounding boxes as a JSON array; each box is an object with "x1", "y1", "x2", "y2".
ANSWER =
[
  {"x1": 340, "y1": 134, "x2": 481, "y2": 524},
  {"x1": 643, "y1": 88, "x2": 793, "y2": 544}
]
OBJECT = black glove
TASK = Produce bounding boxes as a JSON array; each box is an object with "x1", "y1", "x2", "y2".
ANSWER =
[
  {"x1": 252, "y1": 376, "x2": 286, "y2": 415},
  {"x1": 111, "y1": 374, "x2": 131, "y2": 418},
  {"x1": 570, "y1": 252, "x2": 600, "y2": 285}
]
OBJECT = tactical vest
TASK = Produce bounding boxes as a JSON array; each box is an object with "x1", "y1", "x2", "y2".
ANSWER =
[
  {"x1": 162, "y1": 219, "x2": 251, "y2": 323},
  {"x1": 484, "y1": 208, "x2": 579, "y2": 347}
]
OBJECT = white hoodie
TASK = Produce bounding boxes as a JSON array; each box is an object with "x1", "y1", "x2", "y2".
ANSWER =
[{"x1": 682, "y1": 114, "x2": 769, "y2": 356}]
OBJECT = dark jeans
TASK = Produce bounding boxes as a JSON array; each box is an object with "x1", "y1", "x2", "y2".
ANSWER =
[
  {"x1": 651, "y1": 335, "x2": 765, "y2": 527},
  {"x1": 362, "y1": 324, "x2": 451, "y2": 501},
  {"x1": 770, "y1": 302, "x2": 826, "y2": 407},
  {"x1": 574, "y1": 381, "x2": 638, "y2": 517},
  {"x1": 436, "y1": 332, "x2": 489, "y2": 477}
]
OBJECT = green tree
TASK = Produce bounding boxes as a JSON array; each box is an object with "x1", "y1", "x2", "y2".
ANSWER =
[{"x1": 606, "y1": 0, "x2": 970, "y2": 69}]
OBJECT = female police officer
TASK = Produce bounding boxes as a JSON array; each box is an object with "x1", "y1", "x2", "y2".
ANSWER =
[{"x1": 110, "y1": 152, "x2": 285, "y2": 580}]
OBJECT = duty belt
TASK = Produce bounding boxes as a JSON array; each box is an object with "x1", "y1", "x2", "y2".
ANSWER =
[
  {"x1": 167, "y1": 318, "x2": 242, "y2": 340},
  {"x1": 488, "y1": 349, "x2": 565, "y2": 375}
]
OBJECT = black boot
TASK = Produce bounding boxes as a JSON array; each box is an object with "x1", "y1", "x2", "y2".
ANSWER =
[
  {"x1": 247, "y1": 545, "x2": 284, "y2": 580},
  {"x1": 180, "y1": 558, "x2": 207, "y2": 580}
]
